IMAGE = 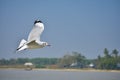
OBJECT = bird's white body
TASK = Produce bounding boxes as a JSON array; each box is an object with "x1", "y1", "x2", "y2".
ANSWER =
[
  {"x1": 17, "y1": 20, "x2": 50, "y2": 51},
  {"x1": 28, "y1": 23, "x2": 44, "y2": 42}
]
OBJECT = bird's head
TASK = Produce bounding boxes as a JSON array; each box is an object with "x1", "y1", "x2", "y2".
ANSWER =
[
  {"x1": 34, "y1": 19, "x2": 44, "y2": 27},
  {"x1": 43, "y1": 42, "x2": 51, "y2": 47},
  {"x1": 34, "y1": 19, "x2": 42, "y2": 24}
]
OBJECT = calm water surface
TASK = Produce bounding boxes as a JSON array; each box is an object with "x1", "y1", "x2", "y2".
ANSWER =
[{"x1": 0, "y1": 69, "x2": 120, "y2": 80}]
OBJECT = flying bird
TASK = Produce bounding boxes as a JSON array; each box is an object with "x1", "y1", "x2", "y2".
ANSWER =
[{"x1": 17, "y1": 20, "x2": 50, "y2": 51}]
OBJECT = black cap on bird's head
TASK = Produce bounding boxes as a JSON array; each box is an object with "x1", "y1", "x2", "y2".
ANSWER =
[{"x1": 34, "y1": 19, "x2": 42, "y2": 24}]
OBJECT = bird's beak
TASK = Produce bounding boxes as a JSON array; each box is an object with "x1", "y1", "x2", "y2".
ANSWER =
[
  {"x1": 46, "y1": 43, "x2": 51, "y2": 47},
  {"x1": 47, "y1": 44, "x2": 51, "y2": 46}
]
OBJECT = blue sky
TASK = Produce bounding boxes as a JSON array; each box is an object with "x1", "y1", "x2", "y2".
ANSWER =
[{"x1": 0, "y1": 0, "x2": 120, "y2": 59}]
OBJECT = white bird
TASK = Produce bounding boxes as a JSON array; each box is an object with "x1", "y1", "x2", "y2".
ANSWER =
[{"x1": 17, "y1": 20, "x2": 50, "y2": 51}]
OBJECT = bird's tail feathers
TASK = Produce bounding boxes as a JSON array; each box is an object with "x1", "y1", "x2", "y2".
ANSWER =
[
  {"x1": 18, "y1": 39, "x2": 27, "y2": 48},
  {"x1": 17, "y1": 39, "x2": 27, "y2": 51}
]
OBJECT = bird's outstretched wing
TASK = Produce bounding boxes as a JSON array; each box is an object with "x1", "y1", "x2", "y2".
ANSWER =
[
  {"x1": 27, "y1": 40, "x2": 44, "y2": 49},
  {"x1": 27, "y1": 24, "x2": 44, "y2": 42}
]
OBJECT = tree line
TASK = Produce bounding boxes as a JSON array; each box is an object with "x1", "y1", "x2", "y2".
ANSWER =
[
  {"x1": 0, "y1": 58, "x2": 58, "y2": 68},
  {"x1": 95, "y1": 48, "x2": 120, "y2": 69},
  {"x1": 0, "y1": 48, "x2": 120, "y2": 70}
]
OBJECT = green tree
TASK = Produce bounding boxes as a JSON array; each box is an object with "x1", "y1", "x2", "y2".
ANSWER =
[
  {"x1": 0, "y1": 58, "x2": 9, "y2": 65},
  {"x1": 59, "y1": 52, "x2": 86, "y2": 68},
  {"x1": 104, "y1": 48, "x2": 111, "y2": 58},
  {"x1": 59, "y1": 54, "x2": 73, "y2": 67},
  {"x1": 112, "y1": 49, "x2": 119, "y2": 58},
  {"x1": 72, "y1": 52, "x2": 85, "y2": 63},
  {"x1": 17, "y1": 58, "x2": 29, "y2": 64},
  {"x1": 96, "y1": 49, "x2": 120, "y2": 70},
  {"x1": 9, "y1": 58, "x2": 17, "y2": 65},
  {"x1": 97, "y1": 55, "x2": 101, "y2": 60}
]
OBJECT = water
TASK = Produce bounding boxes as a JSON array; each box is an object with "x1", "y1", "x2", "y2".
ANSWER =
[{"x1": 0, "y1": 69, "x2": 120, "y2": 80}]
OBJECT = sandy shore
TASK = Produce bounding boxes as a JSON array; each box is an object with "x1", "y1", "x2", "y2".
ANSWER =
[
  {"x1": 0, "y1": 68, "x2": 119, "y2": 72},
  {"x1": 33, "y1": 68, "x2": 120, "y2": 72}
]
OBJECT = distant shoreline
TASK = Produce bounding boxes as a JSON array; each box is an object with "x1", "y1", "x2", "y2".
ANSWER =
[
  {"x1": 34, "y1": 68, "x2": 120, "y2": 72},
  {"x1": 0, "y1": 68, "x2": 120, "y2": 72}
]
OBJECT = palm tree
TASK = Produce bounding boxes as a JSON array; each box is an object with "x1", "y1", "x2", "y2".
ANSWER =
[
  {"x1": 104, "y1": 48, "x2": 110, "y2": 58},
  {"x1": 112, "y1": 49, "x2": 119, "y2": 58}
]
